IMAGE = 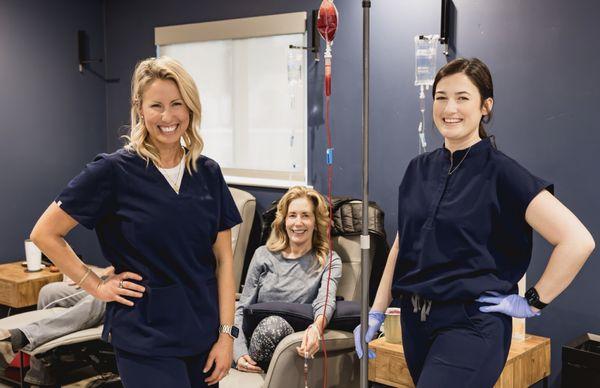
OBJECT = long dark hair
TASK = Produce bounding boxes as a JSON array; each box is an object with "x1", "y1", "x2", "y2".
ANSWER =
[{"x1": 432, "y1": 58, "x2": 494, "y2": 138}]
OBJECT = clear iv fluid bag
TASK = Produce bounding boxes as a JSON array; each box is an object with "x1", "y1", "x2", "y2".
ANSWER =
[
  {"x1": 414, "y1": 35, "x2": 439, "y2": 86},
  {"x1": 287, "y1": 49, "x2": 303, "y2": 109},
  {"x1": 288, "y1": 50, "x2": 302, "y2": 85}
]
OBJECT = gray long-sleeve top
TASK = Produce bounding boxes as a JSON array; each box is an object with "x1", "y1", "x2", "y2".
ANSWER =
[{"x1": 233, "y1": 245, "x2": 342, "y2": 362}]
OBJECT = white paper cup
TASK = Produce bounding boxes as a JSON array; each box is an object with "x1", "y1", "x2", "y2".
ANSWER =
[{"x1": 24, "y1": 239, "x2": 42, "y2": 271}]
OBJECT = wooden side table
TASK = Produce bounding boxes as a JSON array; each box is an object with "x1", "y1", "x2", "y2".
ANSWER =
[
  {"x1": 368, "y1": 335, "x2": 550, "y2": 388},
  {"x1": 0, "y1": 262, "x2": 62, "y2": 309}
]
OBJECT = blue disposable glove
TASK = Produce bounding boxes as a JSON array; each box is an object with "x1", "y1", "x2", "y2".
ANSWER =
[
  {"x1": 476, "y1": 291, "x2": 541, "y2": 318},
  {"x1": 353, "y1": 311, "x2": 385, "y2": 359}
]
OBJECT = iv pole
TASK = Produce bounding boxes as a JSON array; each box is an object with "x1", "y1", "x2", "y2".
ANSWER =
[{"x1": 360, "y1": 1, "x2": 371, "y2": 388}]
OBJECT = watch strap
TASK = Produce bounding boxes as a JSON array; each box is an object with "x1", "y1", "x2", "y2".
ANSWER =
[
  {"x1": 218, "y1": 324, "x2": 239, "y2": 339},
  {"x1": 525, "y1": 287, "x2": 548, "y2": 309}
]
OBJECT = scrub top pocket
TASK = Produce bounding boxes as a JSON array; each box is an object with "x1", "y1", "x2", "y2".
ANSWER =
[{"x1": 147, "y1": 284, "x2": 200, "y2": 347}]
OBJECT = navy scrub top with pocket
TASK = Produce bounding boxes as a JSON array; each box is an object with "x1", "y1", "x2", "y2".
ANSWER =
[
  {"x1": 392, "y1": 137, "x2": 553, "y2": 302},
  {"x1": 56, "y1": 149, "x2": 242, "y2": 356}
]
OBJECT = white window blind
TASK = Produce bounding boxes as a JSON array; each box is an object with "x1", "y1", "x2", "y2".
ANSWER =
[{"x1": 156, "y1": 13, "x2": 307, "y2": 188}]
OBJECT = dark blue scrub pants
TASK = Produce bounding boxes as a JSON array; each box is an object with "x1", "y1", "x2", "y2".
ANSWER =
[
  {"x1": 399, "y1": 297, "x2": 512, "y2": 388},
  {"x1": 115, "y1": 347, "x2": 216, "y2": 388}
]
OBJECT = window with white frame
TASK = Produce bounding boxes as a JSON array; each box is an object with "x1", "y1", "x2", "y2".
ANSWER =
[{"x1": 156, "y1": 12, "x2": 307, "y2": 188}]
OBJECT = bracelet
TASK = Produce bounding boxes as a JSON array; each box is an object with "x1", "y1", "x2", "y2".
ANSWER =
[
  {"x1": 96, "y1": 278, "x2": 106, "y2": 291},
  {"x1": 76, "y1": 267, "x2": 92, "y2": 287}
]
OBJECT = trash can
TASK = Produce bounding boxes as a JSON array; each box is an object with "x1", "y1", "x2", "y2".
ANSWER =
[{"x1": 562, "y1": 333, "x2": 600, "y2": 387}]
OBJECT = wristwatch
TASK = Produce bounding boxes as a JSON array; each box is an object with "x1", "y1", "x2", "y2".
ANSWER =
[
  {"x1": 218, "y1": 324, "x2": 239, "y2": 339},
  {"x1": 525, "y1": 287, "x2": 548, "y2": 310}
]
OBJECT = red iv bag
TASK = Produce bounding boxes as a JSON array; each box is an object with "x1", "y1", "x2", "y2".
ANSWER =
[
  {"x1": 317, "y1": 0, "x2": 339, "y2": 43},
  {"x1": 317, "y1": 0, "x2": 338, "y2": 96}
]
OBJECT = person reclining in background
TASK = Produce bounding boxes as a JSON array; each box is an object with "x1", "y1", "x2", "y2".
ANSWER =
[
  {"x1": 0, "y1": 266, "x2": 112, "y2": 385},
  {"x1": 234, "y1": 186, "x2": 342, "y2": 373}
]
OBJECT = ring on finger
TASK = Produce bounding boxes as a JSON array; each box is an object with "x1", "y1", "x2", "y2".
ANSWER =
[{"x1": 119, "y1": 280, "x2": 124, "y2": 289}]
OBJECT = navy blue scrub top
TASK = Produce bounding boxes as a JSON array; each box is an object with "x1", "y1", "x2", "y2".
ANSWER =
[
  {"x1": 56, "y1": 149, "x2": 242, "y2": 356},
  {"x1": 392, "y1": 137, "x2": 553, "y2": 302}
]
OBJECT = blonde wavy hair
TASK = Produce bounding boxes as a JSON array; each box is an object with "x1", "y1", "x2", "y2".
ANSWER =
[
  {"x1": 123, "y1": 56, "x2": 203, "y2": 173},
  {"x1": 266, "y1": 186, "x2": 331, "y2": 266}
]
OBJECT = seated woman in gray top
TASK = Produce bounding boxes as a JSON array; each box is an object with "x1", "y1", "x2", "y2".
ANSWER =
[{"x1": 234, "y1": 186, "x2": 342, "y2": 373}]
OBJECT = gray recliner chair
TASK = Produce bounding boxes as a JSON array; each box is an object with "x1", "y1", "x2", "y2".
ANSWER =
[
  {"x1": 221, "y1": 233, "x2": 374, "y2": 388},
  {"x1": 229, "y1": 187, "x2": 257, "y2": 292}
]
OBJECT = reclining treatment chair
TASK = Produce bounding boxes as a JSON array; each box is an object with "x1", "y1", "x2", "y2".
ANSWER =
[
  {"x1": 0, "y1": 187, "x2": 256, "y2": 386},
  {"x1": 221, "y1": 232, "x2": 375, "y2": 388}
]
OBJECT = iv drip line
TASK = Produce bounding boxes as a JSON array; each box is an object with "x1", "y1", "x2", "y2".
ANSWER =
[
  {"x1": 287, "y1": 47, "x2": 304, "y2": 180},
  {"x1": 414, "y1": 34, "x2": 439, "y2": 154},
  {"x1": 314, "y1": 1, "x2": 339, "y2": 386},
  {"x1": 42, "y1": 289, "x2": 87, "y2": 310},
  {"x1": 418, "y1": 85, "x2": 427, "y2": 154}
]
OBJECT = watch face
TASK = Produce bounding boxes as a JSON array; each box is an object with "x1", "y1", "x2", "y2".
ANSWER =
[
  {"x1": 525, "y1": 288, "x2": 536, "y2": 303},
  {"x1": 231, "y1": 326, "x2": 239, "y2": 338},
  {"x1": 525, "y1": 287, "x2": 547, "y2": 309}
]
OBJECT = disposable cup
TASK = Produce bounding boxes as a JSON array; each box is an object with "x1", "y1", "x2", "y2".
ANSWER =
[{"x1": 24, "y1": 239, "x2": 42, "y2": 272}]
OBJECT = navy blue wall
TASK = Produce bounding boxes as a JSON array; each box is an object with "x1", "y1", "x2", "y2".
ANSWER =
[{"x1": 0, "y1": 0, "x2": 107, "y2": 266}]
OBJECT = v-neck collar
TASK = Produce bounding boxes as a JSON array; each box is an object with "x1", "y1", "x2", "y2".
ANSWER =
[
  {"x1": 158, "y1": 155, "x2": 186, "y2": 195},
  {"x1": 128, "y1": 149, "x2": 190, "y2": 196},
  {"x1": 155, "y1": 164, "x2": 186, "y2": 195},
  {"x1": 151, "y1": 154, "x2": 187, "y2": 196}
]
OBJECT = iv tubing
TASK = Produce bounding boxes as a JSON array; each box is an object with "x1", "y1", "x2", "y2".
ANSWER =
[
  {"x1": 314, "y1": 2, "x2": 340, "y2": 385},
  {"x1": 319, "y1": 68, "x2": 334, "y2": 388},
  {"x1": 42, "y1": 289, "x2": 87, "y2": 310},
  {"x1": 324, "y1": 45, "x2": 332, "y2": 97},
  {"x1": 418, "y1": 85, "x2": 427, "y2": 153}
]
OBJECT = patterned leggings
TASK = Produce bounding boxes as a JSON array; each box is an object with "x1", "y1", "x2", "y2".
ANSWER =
[{"x1": 249, "y1": 316, "x2": 295, "y2": 370}]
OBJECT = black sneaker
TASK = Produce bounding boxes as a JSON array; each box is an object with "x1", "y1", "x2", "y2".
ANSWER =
[{"x1": 24, "y1": 356, "x2": 57, "y2": 386}]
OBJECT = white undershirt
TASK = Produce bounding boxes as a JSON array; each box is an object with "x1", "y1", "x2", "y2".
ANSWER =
[{"x1": 157, "y1": 155, "x2": 185, "y2": 193}]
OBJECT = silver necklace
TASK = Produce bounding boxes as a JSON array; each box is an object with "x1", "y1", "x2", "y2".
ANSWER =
[
  {"x1": 448, "y1": 146, "x2": 472, "y2": 175},
  {"x1": 157, "y1": 150, "x2": 185, "y2": 192}
]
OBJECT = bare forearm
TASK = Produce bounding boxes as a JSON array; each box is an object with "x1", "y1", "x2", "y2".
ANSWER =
[
  {"x1": 31, "y1": 234, "x2": 102, "y2": 295},
  {"x1": 534, "y1": 237, "x2": 595, "y2": 304},
  {"x1": 371, "y1": 235, "x2": 399, "y2": 312},
  {"x1": 216, "y1": 258, "x2": 236, "y2": 326},
  {"x1": 525, "y1": 190, "x2": 595, "y2": 305}
]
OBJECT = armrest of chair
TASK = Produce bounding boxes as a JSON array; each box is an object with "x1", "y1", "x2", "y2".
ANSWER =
[
  {"x1": 264, "y1": 330, "x2": 356, "y2": 387},
  {"x1": 26, "y1": 326, "x2": 104, "y2": 356}
]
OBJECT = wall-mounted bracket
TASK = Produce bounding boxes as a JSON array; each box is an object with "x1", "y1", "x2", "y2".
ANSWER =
[
  {"x1": 77, "y1": 30, "x2": 119, "y2": 83},
  {"x1": 439, "y1": 0, "x2": 456, "y2": 57},
  {"x1": 289, "y1": 9, "x2": 320, "y2": 62}
]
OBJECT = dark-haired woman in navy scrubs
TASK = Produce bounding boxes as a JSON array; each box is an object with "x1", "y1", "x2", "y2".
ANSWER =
[
  {"x1": 354, "y1": 58, "x2": 595, "y2": 387},
  {"x1": 31, "y1": 57, "x2": 242, "y2": 387}
]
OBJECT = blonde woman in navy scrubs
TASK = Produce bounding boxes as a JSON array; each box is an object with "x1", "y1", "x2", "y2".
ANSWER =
[
  {"x1": 31, "y1": 57, "x2": 242, "y2": 387},
  {"x1": 354, "y1": 58, "x2": 595, "y2": 387}
]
